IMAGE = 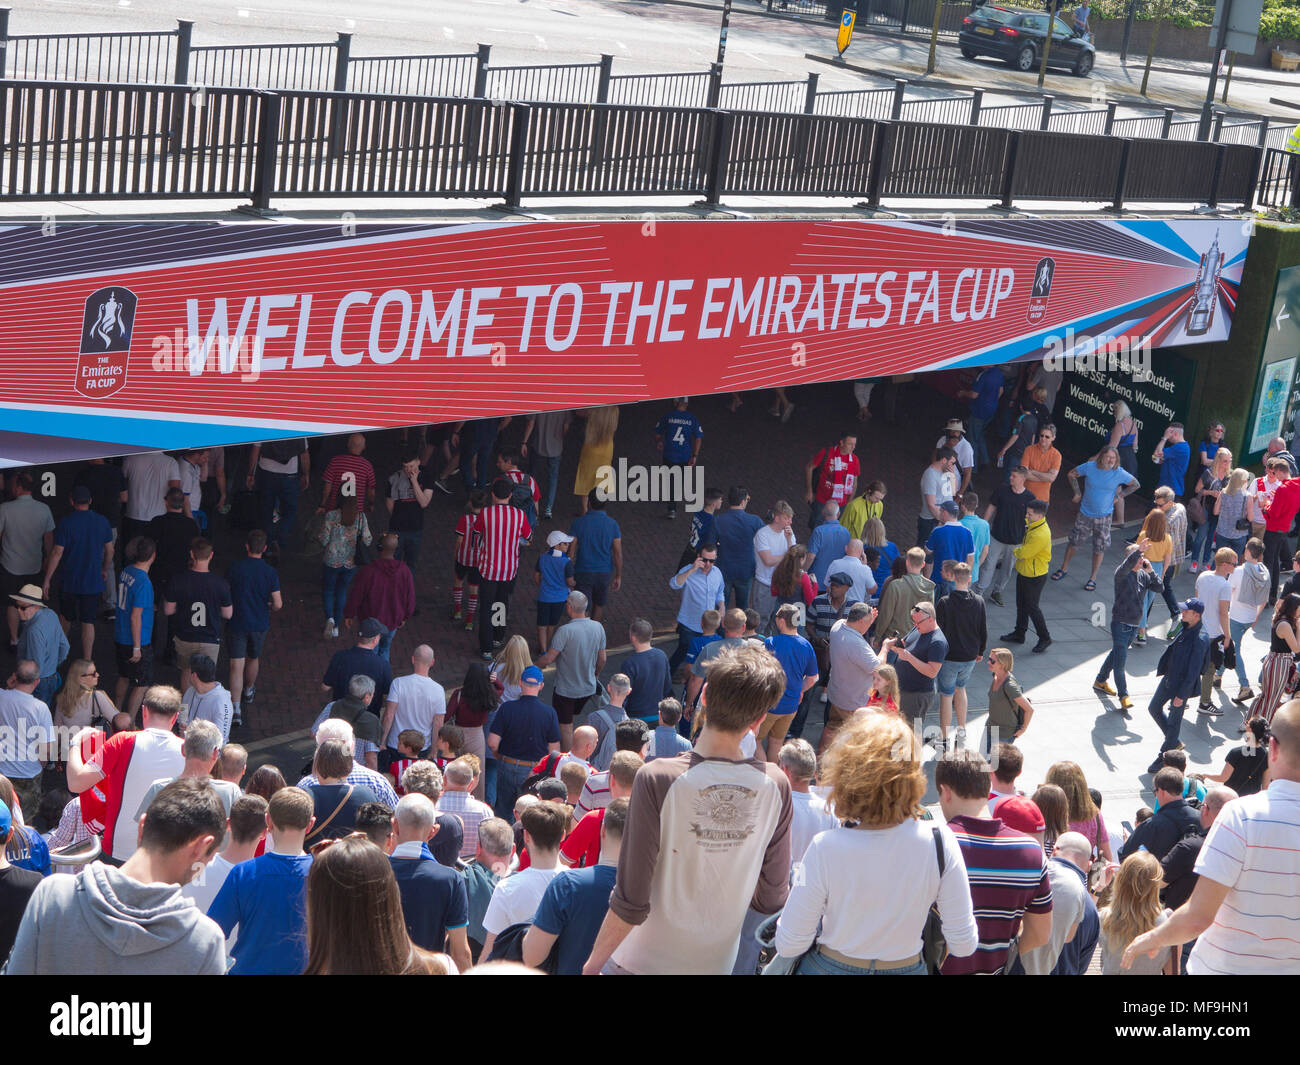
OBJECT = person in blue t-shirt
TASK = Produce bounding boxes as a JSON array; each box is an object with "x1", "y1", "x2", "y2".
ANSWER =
[
  {"x1": 568, "y1": 497, "x2": 622, "y2": 622},
  {"x1": 523, "y1": 797, "x2": 627, "y2": 975},
  {"x1": 208, "y1": 787, "x2": 314, "y2": 976},
  {"x1": 534, "y1": 531, "x2": 577, "y2": 653},
  {"x1": 806, "y1": 502, "x2": 852, "y2": 587},
  {"x1": 761, "y1": 604, "x2": 820, "y2": 760},
  {"x1": 44, "y1": 486, "x2": 114, "y2": 661},
  {"x1": 225, "y1": 529, "x2": 282, "y2": 728},
  {"x1": 713, "y1": 487, "x2": 766, "y2": 609},
  {"x1": 958, "y1": 367, "x2": 1004, "y2": 469},
  {"x1": 654, "y1": 398, "x2": 703, "y2": 518},
  {"x1": 678, "y1": 487, "x2": 723, "y2": 570},
  {"x1": 926, "y1": 501, "x2": 977, "y2": 597},
  {"x1": 1153, "y1": 423, "x2": 1191, "y2": 498},
  {"x1": 113, "y1": 536, "x2": 157, "y2": 715},
  {"x1": 1056, "y1": 447, "x2": 1139, "y2": 588},
  {"x1": 388, "y1": 794, "x2": 471, "y2": 971}
]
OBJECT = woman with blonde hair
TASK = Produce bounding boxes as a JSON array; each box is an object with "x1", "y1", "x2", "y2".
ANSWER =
[
  {"x1": 54, "y1": 659, "x2": 117, "y2": 732},
  {"x1": 773, "y1": 713, "x2": 977, "y2": 974},
  {"x1": 573, "y1": 405, "x2": 619, "y2": 514},
  {"x1": 490, "y1": 634, "x2": 532, "y2": 703},
  {"x1": 983, "y1": 647, "x2": 1035, "y2": 755},
  {"x1": 1189, "y1": 446, "x2": 1233, "y2": 572},
  {"x1": 1107, "y1": 400, "x2": 1139, "y2": 523},
  {"x1": 862, "y1": 515, "x2": 899, "y2": 589},
  {"x1": 1213, "y1": 468, "x2": 1255, "y2": 560},
  {"x1": 1045, "y1": 760, "x2": 1114, "y2": 862},
  {"x1": 1135, "y1": 507, "x2": 1173, "y2": 645},
  {"x1": 865, "y1": 664, "x2": 900, "y2": 714},
  {"x1": 1098, "y1": 852, "x2": 1177, "y2": 974}
]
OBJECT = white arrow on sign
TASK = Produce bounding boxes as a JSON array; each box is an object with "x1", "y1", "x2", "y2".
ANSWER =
[{"x1": 1280, "y1": 305, "x2": 1292, "y2": 331}]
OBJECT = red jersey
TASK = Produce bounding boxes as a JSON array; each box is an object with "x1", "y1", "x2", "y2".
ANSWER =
[
  {"x1": 559, "y1": 807, "x2": 604, "y2": 868},
  {"x1": 389, "y1": 756, "x2": 416, "y2": 796},
  {"x1": 90, "y1": 727, "x2": 185, "y2": 862},
  {"x1": 322, "y1": 453, "x2": 377, "y2": 509},
  {"x1": 455, "y1": 513, "x2": 481, "y2": 567},
  {"x1": 473, "y1": 503, "x2": 532, "y2": 582},
  {"x1": 810, "y1": 445, "x2": 860, "y2": 505}
]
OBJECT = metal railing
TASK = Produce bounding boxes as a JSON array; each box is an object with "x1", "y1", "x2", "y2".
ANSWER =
[
  {"x1": 0, "y1": 18, "x2": 177, "y2": 82},
  {"x1": 1257, "y1": 148, "x2": 1299, "y2": 209},
  {"x1": 1, "y1": 78, "x2": 1263, "y2": 212}
]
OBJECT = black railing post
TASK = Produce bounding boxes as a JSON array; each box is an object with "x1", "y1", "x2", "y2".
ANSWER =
[
  {"x1": 597, "y1": 53, "x2": 613, "y2": 103},
  {"x1": 864, "y1": 121, "x2": 895, "y2": 208},
  {"x1": 804, "y1": 71, "x2": 819, "y2": 115},
  {"x1": 703, "y1": 109, "x2": 733, "y2": 206},
  {"x1": 1104, "y1": 101, "x2": 1116, "y2": 135},
  {"x1": 0, "y1": 8, "x2": 8, "y2": 80},
  {"x1": 707, "y1": 62, "x2": 722, "y2": 109},
  {"x1": 1211, "y1": 112, "x2": 1224, "y2": 142},
  {"x1": 504, "y1": 104, "x2": 531, "y2": 209},
  {"x1": 902, "y1": 0, "x2": 913, "y2": 34},
  {"x1": 473, "y1": 43, "x2": 491, "y2": 98},
  {"x1": 1256, "y1": 117, "x2": 1269, "y2": 148},
  {"x1": 1290, "y1": 154, "x2": 1300, "y2": 210},
  {"x1": 1239, "y1": 144, "x2": 1262, "y2": 209},
  {"x1": 174, "y1": 19, "x2": 193, "y2": 84},
  {"x1": 1207, "y1": 143, "x2": 1225, "y2": 208},
  {"x1": 1039, "y1": 94, "x2": 1053, "y2": 131},
  {"x1": 1161, "y1": 107, "x2": 1174, "y2": 139},
  {"x1": 1110, "y1": 138, "x2": 1132, "y2": 211},
  {"x1": 999, "y1": 129, "x2": 1020, "y2": 209},
  {"x1": 333, "y1": 32, "x2": 352, "y2": 93},
  {"x1": 891, "y1": 78, "x2": 906, "y2": 121},
  {"x1": 969, "y1": 88, "x2": 983, "y2": 125},
  {"x1": 250, "y1": 91, "x2": 281, "y2": 212}
]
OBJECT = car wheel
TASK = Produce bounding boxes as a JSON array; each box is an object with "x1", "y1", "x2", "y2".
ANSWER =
[
  {"x1": 1074, "y1": 52, "x2": 1094, "y2": 76},
  {"x1": 961, "y1": 46, "x2": 977, "y2": 59},
  {"x1": 1010, "y1": 44, "x2": 1036, "y2": 71}
]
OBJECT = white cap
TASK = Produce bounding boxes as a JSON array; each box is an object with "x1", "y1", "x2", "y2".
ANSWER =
[{"x1": 547, "y1": 531, "x2": 575, "y2": 549}]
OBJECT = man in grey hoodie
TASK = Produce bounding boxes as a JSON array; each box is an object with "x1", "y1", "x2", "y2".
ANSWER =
[
  {"x1": 4, "y1": 777, "x2": 228, "y2": 975},
  {"x1": 1227, "y1": 538, "x2": 1271, "y2": 705}
]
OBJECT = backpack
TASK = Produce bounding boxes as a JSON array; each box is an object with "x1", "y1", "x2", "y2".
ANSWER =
[
  {"x1": 520, "y1": 752, "x2": 563, "y2": 795},
  {"x1": 921, "y1": 827, "x2": 949, "y2": 974},
  {"x1": 485, "y1": 921, "x2": 558, "y2": 973}
]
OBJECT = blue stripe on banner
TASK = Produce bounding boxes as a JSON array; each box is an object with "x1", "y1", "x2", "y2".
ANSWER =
[
  {"x1": 0, "y1": 407, "x2": 333, "y2": 451},
  {"x1": 1114, "y1": 220, "x2": 1202, "y2": 265}
]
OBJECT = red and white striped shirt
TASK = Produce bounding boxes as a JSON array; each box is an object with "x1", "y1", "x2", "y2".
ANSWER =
[
  {"x1": 322, "y1": 454, "x2": 377, "y2": 509},
  {"x1": 455, "y1": 513, "x2": 481, "y2": 567},
  {"x1": 473, "y1": 503, "x2": 532, "y2": 582},
  {"x1": 503, "y1": 468, "x2": 540, "y2": 505}
]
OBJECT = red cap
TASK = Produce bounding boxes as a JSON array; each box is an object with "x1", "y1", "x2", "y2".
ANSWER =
[{"x1": 992, "y1": 794, "x2": 1045, "y2": 835}]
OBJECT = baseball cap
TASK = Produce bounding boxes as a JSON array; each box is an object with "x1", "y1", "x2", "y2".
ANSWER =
[
  {"x1": 521, "y1": 665, "x2": 545, "y2": 685},
  {"x1": 359, "y1": 617, "x2": 387, "y2": 639},
  {"x1": 940, "y1": 499, "x2": 961, "y2": 516},
  {"x1": 1179, "y1": 598, "x2": 1206, "y2": 615},
  {"x1": 533, "y1": 778, "x2": 567, "y2": 802},
  {"x1": 546, "y1": 530, "x2": 575, "y2": 549},
  {"x1": 71, "y1": 485, "x2": 93, "y2": 504},
  {"x1": 992, "y1": 795, "x2": 1046, "y2": 835}
]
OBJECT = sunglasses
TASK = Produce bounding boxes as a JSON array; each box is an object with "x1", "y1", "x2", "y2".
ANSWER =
[
  {"x1": 84, "y1": 671, "x2": 100, "y2": 677},
  {"x1": 700, "y1": 558, "x2": 716, "y2": 565}
]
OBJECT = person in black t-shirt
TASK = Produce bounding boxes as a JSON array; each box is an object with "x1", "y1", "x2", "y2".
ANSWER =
[
  {"x1": 1205, "y1": 718, "x2": 1270, "y2": 796},
  {"x1": 147, "y1": 488, "x2": 200, "y2": 660},
  {"x1": 164, "y1": 537, "x2": 232, "y2": 693},
  {"x1": 386, "y1": 455, "x2": 434, "y2": 573},
  {"x1": 979, "y1": 466, "x2": 1033, "y2": 606}
]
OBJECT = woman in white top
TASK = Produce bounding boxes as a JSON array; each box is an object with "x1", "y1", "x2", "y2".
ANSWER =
[
  {"x1": 774, "y1": 713, "x2": 978, "y2": 974},
  {"x1": 53, "y1": 659, "x2": 117, "y2": 732}
]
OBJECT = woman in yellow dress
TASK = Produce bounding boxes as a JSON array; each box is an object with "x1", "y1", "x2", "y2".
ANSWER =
[{"x1": 574, "y1": 405, "x2": 619, "y2": 514}]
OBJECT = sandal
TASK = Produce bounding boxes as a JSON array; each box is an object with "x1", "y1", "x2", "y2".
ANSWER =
[
  {"x1": 1050, "y1": 569, "x2": 1067, "y2": 581},
  {"x1": 1083, "y1": 579, "x2": 1097, "y2": 591}
]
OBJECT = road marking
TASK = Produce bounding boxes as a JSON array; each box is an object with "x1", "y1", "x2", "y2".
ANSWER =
[{"x1": 536, "y1": 34, "x2": 549, "y2": 48}]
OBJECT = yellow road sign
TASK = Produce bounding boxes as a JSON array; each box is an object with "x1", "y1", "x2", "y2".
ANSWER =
[{"x1": 837, "y1": 9, "x2": 856, "y2": 55}]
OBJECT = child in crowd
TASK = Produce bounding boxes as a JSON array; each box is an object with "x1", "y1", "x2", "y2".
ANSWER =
[
  {"x1": 452, "y1": 489, "x2": 487, "y2": 629},
  {"x1": 435, "y1": 724, "x2": 466, "y2": 769},
  {"x1": 866, "y1": 664, "x2": 900, "y2": 714},
  {"x1": 534, "y1": 531, "x2": 576, "y2": 653},
  {"x1": 388, "y1": 730, "x2": 425, "y2": 797},
  {"x1": 685, "y1": 609, "x2": 723, "y2": 668},
  {"x1": 559, "y1": 761, "x2": 589, "y2": 809}
]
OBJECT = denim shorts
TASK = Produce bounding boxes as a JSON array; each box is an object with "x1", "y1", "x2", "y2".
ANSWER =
[
  {"x1": 795, "y1": 949, "x2": 927, "y2": 976},
  {"x1": 936, "y1": 658, "x2": 977, "y2": 696}
]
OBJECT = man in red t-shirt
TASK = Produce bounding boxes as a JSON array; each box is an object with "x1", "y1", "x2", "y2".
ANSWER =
[
  {"x1": 66, "y1": 685, "x2": 185, "y2": 864},
  {"x1": 560, "y1": 750, "x2": 641, "y2": 868},
  {"x1": 1262, "y1": 468, "x2": 1300, "y2": 603},
  {"x1": 318, "y1": 434, "x2": 377, "y2": 512},
  {"x1": 804, "y1": 433, "x2": 860, "y2": 532}
]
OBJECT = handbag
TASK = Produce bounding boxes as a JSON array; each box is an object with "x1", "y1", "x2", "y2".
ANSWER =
[
  {"x1": 304, "y1": 785, "x2": 355, "y2": 848},
  {"x1": 352, "y1": 513, "x2": 374, "y2": 566},
  {"x1": 1186, "y1": 497, "x2": 1207, "y2": 526},
  {"x1": 922, "y1": 826, "x2": 950, "y2": 974}
]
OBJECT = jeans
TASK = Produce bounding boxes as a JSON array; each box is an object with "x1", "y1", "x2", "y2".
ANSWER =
[
  {"x1": 753, "y1": 581, "x2": 777, "y2": 628},
  {"x1": 787, "y1": 683, "x2": 816, "y2": 740},
  {"x1": 725, "y1": 575, "x2": 753, "y2": 610},
  {"x1": 1158, "y1": 563, "x2": 1181, "y2": 622},
  {"x1": 1264, "y1": 529, "x2": 1290, "y2": 601},
  {"x1": 1096, "y1": 619, "x2": 1139, "y2": 698},
  {"x1": 321, "y1": 565, "x2": 356, "y2": 622},
  {"x1": 35, "y1": 673, "x2": 60, "y2": 713},
  {"x1": 1014, "y1": 573, "x2": 1049, "y2": 639},
  {"x1": 795, "y1": 950, "x2": 927, "y2": 976},
  {"x1": 669, "y1": 622, "x2": 701, "y2": 674},
  {"x1": 539, "y1": 453, "x2": 562, "y2": 515},
  {"x1": 1142, "y1": 560, "x2": 1165, "y2": 627},
  {"x1": 394, "y1": 530, "x2": 423, "y2": 571},
  {"x1": 969, "y1": 414, "x2": 992, "y2": 468},
  {"x1": 1190, "y1": 515, "x2": 1219, "y2": 569},
  {"x1": 731, "y1": 907, "x2": 768, "y2": 975},
  {"x1": 1217, "y1": 535, "x2": 1248, "y2": 562},
  {"x1": 1148, "y1": 677, "x2": 1186, "y2": 753},
  {"x1": 1229, "y1": 617, "x2": 1252, "y2": 688},
  {"x1": 257, "y1": 469, "x2": 300, "y2": 549},
  {"x1": 376, "y1": 626, "x2": 393, "y2": 663},
  {"x1": 917, "y1": 516, "x2": 937, "y2": 548},
  {"x1": 484, "y1": 755, "x2": 498, "y2": 809},
  {"x1": 494, "y1": 759, "x2": 532, "y2": 819},
  {"x1": 979, "y1": 539, "x2": 1018, "y2": 597}
]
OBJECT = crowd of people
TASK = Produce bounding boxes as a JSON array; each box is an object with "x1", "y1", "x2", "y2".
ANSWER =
[{"x1": 1, "y1": 376, "x2": 1298, "y2": 976}]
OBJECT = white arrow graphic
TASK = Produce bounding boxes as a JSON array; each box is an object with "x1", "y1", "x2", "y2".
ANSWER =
[{"x1": 1280, "y1": 305, "x2": 1292, "y2": 331}]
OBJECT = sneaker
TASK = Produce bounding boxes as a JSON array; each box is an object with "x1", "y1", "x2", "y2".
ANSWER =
[
  {"x1": 542, "y1": 508, "x2": 552, "y2": 520},
  {"x1": 243, "y1": 686, "x2": 255, "y2": 704},
  {"x1": 232, "y1": 706, "x2": 243, "y2": 727},
  {"x1": 1147, "y1": 755, "x2": 1165, "y2": 774},
  {"x1": 463, "y1": 615, "x2": 475, "y2": 632},
  {"x1": 781, "y1": 404, "x2": 796, "y2": 423},
  {"x1": 1203, "y1": 703, "x2": 1225, "y2": 717},
  {"x1": 330, "y1": 625, "x2": 339, "y2": 638},
  {"x1": 324, "y1": 618, "x2": 335, "y2": 639},
  {"x1": 1093, "y1": 680, "x2": 1118, "y2": 696},
  {"x1": 1167, "y1": 620, "x2": 1183, "y2": 639},
  {"x1": 1119, "y1": 695, "x2": 1134, "y2": 713},
  {"x1": 819, "y1": 688, "x2": 828, "y2": 704},
  {"x1": 1197, "y1": 701, "x2": 1215, "y2": 714},
  {"x1": 1133, "y1": 633, "x2": 1147, "y2": 647},
  {"x1": 1032, "y1": 637, "x2": 1052, "y2": 654},
  {"x1": 1233, "y1": 686, "x2": 1255, "y2": 704},
  {"x1": 954, "y1": 727, "x2": 967, "y2": 749},
  {"x1": 999, "y1": 632, "x2": 1025, "y2": 644},
  {"x1": 1189, "y1": 562, "x2": 1200, "y2": 573},
  {"x1": 433, "y1": 478, "x2": 452, "y2": 495},
  {"x1": 451, "y1": 606, "x2": 462, "y2": 621},
  {"x1": 989, "y1": 592, "x2": 1004, "y2": 607}
]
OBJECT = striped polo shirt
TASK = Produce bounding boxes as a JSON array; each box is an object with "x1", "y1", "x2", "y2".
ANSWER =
[
  {"x1": 941, "y1": 813, "x2": 1053, "y2": 975},
  {"x1": 1189, "y1": 779, "x2": 1300, "y2": 974},
  {"x1": 473, "y1": 502, "x2": 531, "y2": 582}
]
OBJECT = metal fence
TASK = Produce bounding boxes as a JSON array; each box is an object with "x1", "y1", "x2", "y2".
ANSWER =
[
  {"x1": 0, "y1": 78, "x2": 1264, "y2": 212},
  {"x1": 188, "y1": 42, "x2": 338, "y2": 91},
  {"x1": 346, "y1": 51, "x2": 481, "y2": 98},
  {"x1": 1258, "y1": 148, "x2": 1299, "y2": 209},
  {"x1": 2, "y1": 27, "x2": 177, "y2": 82},
  {"x1": 718, "y1": 79, "x2": 808, "y2": 114}
]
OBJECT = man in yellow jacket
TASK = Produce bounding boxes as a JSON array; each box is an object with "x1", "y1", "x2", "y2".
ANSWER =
[
  {"x1": 1288, "y1": 122, "x2": 1300, "y2": 156},
  {"x1": 1000, "y1": 498, "x2": 1053, "y2": 653}
]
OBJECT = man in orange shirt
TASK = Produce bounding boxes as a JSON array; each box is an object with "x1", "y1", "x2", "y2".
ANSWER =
[{"x1": 1023, "y1": 423, "x2": 1062, "y2": 504}]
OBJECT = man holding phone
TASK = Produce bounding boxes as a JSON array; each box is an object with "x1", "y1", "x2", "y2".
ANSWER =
[{"x1": 1094, "y1": 537, "x2": 1164, "y2": 714}]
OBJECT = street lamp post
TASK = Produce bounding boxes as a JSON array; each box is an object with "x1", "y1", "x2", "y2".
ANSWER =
[{"x1": 1197, "y1": 0, "x2": 1233, "y2": 140}]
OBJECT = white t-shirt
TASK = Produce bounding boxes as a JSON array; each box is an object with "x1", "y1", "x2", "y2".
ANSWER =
[
  {"x1": 123, "y1": 453, "x2": 181, "y2": 522},
  {"x1": 182, "y1": 683, "x2": 235, "y2": 743},
  {"x1": 1194, "y1": 570, "x2": 1232, "y2": 639},
  {"x1": 383, "y1": 674, "x2": 447, "y2": 749},
  {"x1": 1228, "y1": 563, "x2": 1268, "y2": 625},
  {"x1": 790, "y1": 790, "x2": 839, "y2": 871},
  {"x1": 482, "y1": 866, "x2": 561, "y2": 935},
  {"x1": 935, "y1": 435, "x2": 974, "y2": 471},
  {"x1": 825, "y1": 556, "x2": 877, "y2": 604},
  {"x1": 919, "y1": 465, "x2": 955, "y2": 519},
  {"x1": 0, "y1": 689, "x2": 53, "y2": 781},
  {"x1": 753, "y1": 524, "x2": 792, "y2": 586},
  {"x1": 182, "y1": 853, "x2": 234, "y2": 918}
]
